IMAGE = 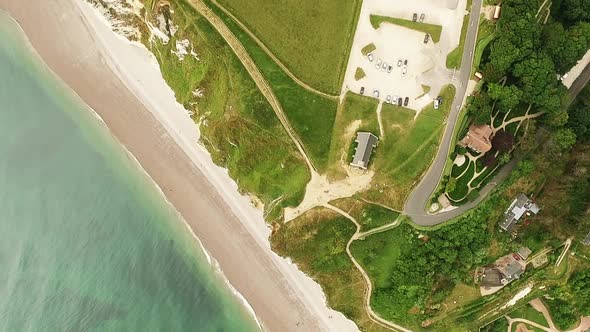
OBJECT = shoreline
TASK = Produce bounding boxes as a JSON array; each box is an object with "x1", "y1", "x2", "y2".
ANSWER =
[{"x1": 0, "y1": 0, "x2": 358, "y2": 331}]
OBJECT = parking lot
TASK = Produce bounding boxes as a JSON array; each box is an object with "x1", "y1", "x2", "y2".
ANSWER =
[{"x1": 342, "y1": 0, "x2": 467, "y2": 112}]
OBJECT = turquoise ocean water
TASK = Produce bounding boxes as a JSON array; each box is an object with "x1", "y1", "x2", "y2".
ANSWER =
[{"x1": 0, "y1": 13, "x2": 258, "y2": 332}]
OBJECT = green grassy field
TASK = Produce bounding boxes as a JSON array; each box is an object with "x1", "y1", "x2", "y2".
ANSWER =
[
  {"x1": 143, "y1": 0, "x2": 309, "y2": 220},
  {"x1": 330, "y1": 197, "x2": 400, "y2": 232},
  {"x1": 202, "y1": 0, "x2": 339, "y2": 172},
  {"x1": 448, "y1": 161, "x2": 475, "y2": 201},
  {"x1": 270, "y1": 207, "x2": 388, "y2": 332},
  {"x1": 370, "y1": 15, "x2": 442, "y2": 43},
  {"x1": 363, "y1": 86, "x2": 455, "y2": 209},
  {"x1": 325, "y1": 93, "x2": 379, "y2": 179},
  {"x1": 215, "y1": 0, "x2": 361, "y2": 94},
  {"x1": 508, "y1": 304, "x2": 549, "y2": 328}
]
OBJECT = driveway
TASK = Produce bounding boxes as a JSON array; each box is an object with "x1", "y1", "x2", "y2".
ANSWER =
[{"x1": 403, "y1": 0, "x2": 485, "y2": 225}]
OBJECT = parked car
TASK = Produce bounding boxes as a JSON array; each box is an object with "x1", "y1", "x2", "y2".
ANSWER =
[
  {"x1": 403, "y1": 59, "x2": 408, "y2": 67},
  {"x1": 419, "y1": 13, "x2": 425, "y2": 22},
  {"x1": 392, "y1": 95, "x2": 398, "y2": 105},
  {"x1": 398, "y1": 97, "x2": 403, "y2": 105},
  {"x1": 402, "y1": 67, "x2": 407, "y2": 76},
  {"x1": 434, "y1": 96, "x2": 443, "y2": 109},
  {"x1": 373, "y1": 89, "x2": 380, "y2": 98},
  {"x1": 387, "y1": 65, "x2": 392, "y2": 73},
  {"x1": 412, "y1": 13, "x2": 418, "y2": 22},
  {"x1": 360, "y1": 86, "x2": 365, "y2": 95},
  {"x1": 424, "y1": 34, "x2": 430, "y2": 44},
  {"x1": 376, "y1": 59, "x2": 382, "y2": 69},
  {"x1": 386, "y1": 95, "x2": 391, "y2": 103},
  {"x1": 382, "y1": 62, "x2": 387, "y2": 71},
  {"x1": 404, "y1": 97, "x2": 409, "y2": 106},
  {"x1": 397, "y1": 59, "x2": 402, "y2": 67},
  {"x1": 367, "y1": 53, "x2": 374, "y2": 62}
]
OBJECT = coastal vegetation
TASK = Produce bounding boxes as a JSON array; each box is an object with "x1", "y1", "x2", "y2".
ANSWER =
[
  {"x1": 270, "y1": 207, "x2": 387, "y2": 332},
  {"x1": 370, "y1": 15, "x2": 442, "y2": 43},
  {"x1": 214, "y1": 0, "x2": 361, "y2": 94},
  {"x1": 134, "y1": 0, "x2": 311, "y2": 220}
]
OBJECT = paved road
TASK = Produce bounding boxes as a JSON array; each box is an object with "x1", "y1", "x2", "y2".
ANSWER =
[
  {"x1": 566, "y1": 59, "x2": 590, "y2": 105},
  {"x1": 403, "y1": 0, "x2": 484, "y2": 225}
]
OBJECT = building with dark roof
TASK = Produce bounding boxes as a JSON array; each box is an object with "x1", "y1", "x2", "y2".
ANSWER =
[
  {"x1": 481, "y1": 267, "x2": 503, "y2": 287},
  {"x1": 350, "y1": 132, "x2": 378, "y2": 169},
  {"x1": 495, "y1": 253, "x2": 526, "y2": 284},
  {"x1": 500, "y1": 193, "x2": 540, "y2": 231}
]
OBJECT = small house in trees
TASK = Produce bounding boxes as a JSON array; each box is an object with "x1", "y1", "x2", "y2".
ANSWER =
[
  {"x1": 500, "y1": 193, "x2": 540, "y2": 231},
  {"x1": 459, "y1": 124, "x2": 493, "y2": 153}
]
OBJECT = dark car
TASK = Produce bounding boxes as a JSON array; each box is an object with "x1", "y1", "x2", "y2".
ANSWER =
[
  {"x1": 413, "y1": 13, "x2": 418, "y2": 22},
  {"x1": 360, "y1": 87, "x2": 365, "y2": 95},
  {"x1": 404, "y1": 59, "x2": 408, "y2": 66},
  {"x1": 404, "y1": 97, "x2": 409, "y2": 106},
  {"x1": 398, "y1": 97, "x2": 403, "y2": 106},
  {"x1": 424, "y1": 34, "x2": 430, "y2": 44}
]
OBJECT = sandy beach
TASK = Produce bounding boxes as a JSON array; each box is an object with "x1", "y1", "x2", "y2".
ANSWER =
[{"x1": 0, "y1": 0, "x2": 357, "y2": 331}]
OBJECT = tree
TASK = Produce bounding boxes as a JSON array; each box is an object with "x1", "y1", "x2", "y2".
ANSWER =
[
  {"x1": 545, "y1": 111, "x2": 569, "y2": 128},
  {"x1": 559, "y1": 0, "x2": 590, "y2": 22},
  {"x1": 446, "y1": 177, "x2": 457, "y2": 193},
  {"x1": 552, "y1": 128, "x2": 577, "y2": 151},
  {"x1": 482, "y1": 151, "x2": 497, "y2": 167},
  {"x1": 488, "y1": 83, "x2": 523, "y2": 111},
  {"x1": 468, "y1": 92, "x2": 492, "y2": 125},
  {"x1": 513, "y1": 53, "x2": 563, "y2": 112},
  {"x1": 498, "y1": 152, "x2": 511, "y2": 165},
  {"x1": 492, "y1": 130, "x2": 515, "y2": 152}
]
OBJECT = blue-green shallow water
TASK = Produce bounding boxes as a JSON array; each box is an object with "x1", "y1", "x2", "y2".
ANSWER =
[{"x1": 0, "y1": 14, "x2": 258, "y2": 332}]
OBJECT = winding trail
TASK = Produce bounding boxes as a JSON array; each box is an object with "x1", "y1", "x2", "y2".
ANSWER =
[
  {"x1": 323, "y1": 204, "x2": 412, "y2": 332},
  {"x1": 206, "y1": 0, "x2": 339, "y2": 99},
  {"x1": 185, "y1": 0, "x2": 318, "y2": 172}
]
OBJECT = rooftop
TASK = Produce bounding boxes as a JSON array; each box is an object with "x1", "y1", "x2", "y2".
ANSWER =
[
  {"x1": 350, "y1": 132, "x2": 378, "y2": 169},
  {"x1": 460, "y1": 124, "x2": 493, "y2": 153},
  {"x1": 499, "y1": 193, "x2": 540, "y2": 231}
]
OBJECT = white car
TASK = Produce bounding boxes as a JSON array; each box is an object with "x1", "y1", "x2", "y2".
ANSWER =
[
  {"x1": 392, "y1": 95, "x2": 398, "y2": 105},
  {"x1": 397, "y1": 59, "x2": 402, "y2": 67},
  {"x1": 376, "y1": 59, "x2": 382, "y2": 69},
  {"x1": 367, "y1": 53, "x2": 374, "y2": 62},
  {"x1": 386, "y1": 95, "x2": 391, "y2": 103},
  {"x1": 382, "y1": 62, "x2": 387, "y2": 71},
  {"x1": 373, "y1": 89, "x2": 379, "y2": 98}
]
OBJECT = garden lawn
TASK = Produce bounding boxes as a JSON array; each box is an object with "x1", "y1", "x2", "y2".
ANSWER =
[
  {"x1": 448, "y1": 161, "x2": 475, "y2": 201},
  {"x1": 270, "y1": 207, "x2": 387, "y2": 332},
  {"x1": 330, "y1": 197, "x2": 400, "y2": 232},
  {"x1": 447, "y1": 13, "x2": 470, "y2": 69},
  {"x1": 145, "y1": 0, "x2": 309, "y2": 220},
  {"x1": 202, "y1": 0, "x2": 339, "y2": 172},
  {"x1": 370, "y1": 15, "x2": 442, "y2": 43},
  {"x1": 325, "y1": 93, "x2": 379, "y2": 179},
  {"x1": 363, "y1": 86, "x2": 455, "y2": 209},
  {"x1": 214, "y1": 0, "x2": 361, "y2": 94},
  {"x1": 472, "y1": 17, "x2": 496, "y2": 75}
]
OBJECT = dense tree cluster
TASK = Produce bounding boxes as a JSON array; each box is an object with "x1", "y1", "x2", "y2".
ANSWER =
[
  {"x1": 371, "y1": 205, "x2": 492, "y2": 321},
  {"x1": 567, "y1": 85, "x2": 590, "y2": 141}
]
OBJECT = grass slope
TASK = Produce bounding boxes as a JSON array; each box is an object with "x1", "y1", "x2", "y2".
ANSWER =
[
  {"x1": 370, "y1": 15, "x2": 442, "y2": 43},
  {"x1": 330, "y1": 197, "x2": 400, "y2": 232},
  {"x1": 202, "y1": 0, "x2": 339, "y2": 172},
  {"x1": 446, "y1": 14, "x2": 470, "y2": 69},
  {"x1": 270, "y1": 207, "x2": 388, "y2": 332},
  {"x1": 144, "y1": 0, "x2": 309, "y2": 220},
  {"x1": 326, "y1": 93, "x2": 379, "y2": 179},
  {"x1": 215, "y1": 0, "x2": 361, "y2": 94},
  {"x1": 364, "y1": 85, "x2": 456, "y2": 209}
]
